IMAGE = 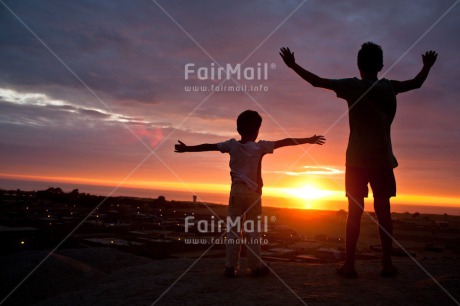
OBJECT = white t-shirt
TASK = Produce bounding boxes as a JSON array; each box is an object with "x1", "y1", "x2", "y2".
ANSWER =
[{"x1": 217, "y1": 139, "x2": 275, "y2": 193}]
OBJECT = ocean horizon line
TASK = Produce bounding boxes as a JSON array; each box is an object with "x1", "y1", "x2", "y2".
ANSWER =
[{"x1": 2, "y1": 177, "x2": 459, "y2": 216}]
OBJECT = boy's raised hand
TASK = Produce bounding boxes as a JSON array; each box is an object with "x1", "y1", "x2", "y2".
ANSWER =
[
  {"x1": 174, "y1": 140, "x2": 187, "y2": 153},
  {"x1": 422, "y1": 51, "x2": 437, "y2": 68},
  {"x1": 280, "y1": 47, "x2": 296, "y2": 68},
  {"x1": 311, "y1": 135, "x2": 326, "y2": 145}
]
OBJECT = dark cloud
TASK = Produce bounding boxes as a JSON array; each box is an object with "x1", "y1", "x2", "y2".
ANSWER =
[
  {"x1": 77, "y1": 108, "x2": 110, "y2": 118},
  {"x1": 0, "y1": 0, "x2": 459, "y2": 199}
]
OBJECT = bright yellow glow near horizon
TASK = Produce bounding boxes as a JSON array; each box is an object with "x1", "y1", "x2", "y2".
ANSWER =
[
  {"x1": 285, "y1": 183, "x2": 334, "y2": 200},
  {"x1": 264, "y1": 181, "x2": 343, "y2": 210},
  {"x1": 2, "y1": 172, "x2": 460, "y2": 210}
]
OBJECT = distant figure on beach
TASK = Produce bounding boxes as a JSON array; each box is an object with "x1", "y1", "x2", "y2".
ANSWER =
[
  {"x1": 175, "y1": 110, "x2": 325, "y2": 277},
  {"x1": 280, "y1": 43, "x2": 437, "y2": 278}
]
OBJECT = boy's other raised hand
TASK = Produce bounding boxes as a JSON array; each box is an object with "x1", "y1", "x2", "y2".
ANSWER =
[
  {"x1": 279, "y1": 47, "x2": 296, "y2": 68},
  {"x1": 422, "y1": 51, "x2": 437, "y2": 68},
  {"x1": 174, "y1": 140, "x2": 187, "y2": 153},
  {"x1": 311, "y1": 135, "x2": 326, "y2": 145}
]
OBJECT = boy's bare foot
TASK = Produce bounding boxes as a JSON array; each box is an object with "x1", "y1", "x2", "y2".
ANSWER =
[{"x1": 336, "y1": 264, "x2": 358, "y2": 278}]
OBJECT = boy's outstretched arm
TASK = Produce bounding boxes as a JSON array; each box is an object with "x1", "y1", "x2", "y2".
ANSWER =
[
  {"x1": 391, "y1": 51, "x2": 438, "y2": 94},
  {"x1": 174, "y1": 140, "x2": 219, "y2": 153},
  {"x1": 280, "y1": 47, "x2": 334, "y2": 90},
  {"x1": 274, "y1": 135, "x2": 325, "y2": 149}
]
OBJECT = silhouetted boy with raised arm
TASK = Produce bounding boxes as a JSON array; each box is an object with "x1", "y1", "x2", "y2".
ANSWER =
[
  {"x1": 280, "y1": 43, "x2": 437, "y2": 277},
  {"x1": 175, "y1": 110, "x2": 325, "y2": 277}
]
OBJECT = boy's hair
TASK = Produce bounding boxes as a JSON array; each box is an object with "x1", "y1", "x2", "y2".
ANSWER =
[
  {"x1": 237, "y1": 110, "x2": 262, "y2": 136},
  {"x1": 357, "y1": 42, "x2": 383, "y2": 73}
]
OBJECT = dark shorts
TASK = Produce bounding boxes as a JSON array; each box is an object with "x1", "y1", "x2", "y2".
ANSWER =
[{"x1": 345, "y1": 166, "x2": 396, "y2": 199}]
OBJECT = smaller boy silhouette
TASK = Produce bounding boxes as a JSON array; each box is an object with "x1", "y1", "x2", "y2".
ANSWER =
[{"x1": 175, "y1": 110, "x2": 325, "y2": 277}]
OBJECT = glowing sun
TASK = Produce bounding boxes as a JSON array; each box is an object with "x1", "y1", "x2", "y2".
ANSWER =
[{"x1": 286, "y1": 183, "x2": 333, "y2": 200}]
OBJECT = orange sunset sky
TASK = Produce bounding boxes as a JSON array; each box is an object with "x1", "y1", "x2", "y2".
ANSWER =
[{"x1": 1, "y1": 0, "x2": 459, "y2": 213}]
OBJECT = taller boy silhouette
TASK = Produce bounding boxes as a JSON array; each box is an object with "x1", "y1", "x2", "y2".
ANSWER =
[{"x1": 280, "y1": 42, "x2": 437, "y2": 277}]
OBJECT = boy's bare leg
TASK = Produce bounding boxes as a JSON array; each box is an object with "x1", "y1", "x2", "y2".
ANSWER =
[
  {"x1": 339, "y1": 196, "x2": 364, "y2": 276},
  {"x1": 226, "y1": 196, "x2": 243, "y2": 270},
  {"x1": 244, "y1": 196, "x2": 262, "y2": 270},
  {"x1": 374, "y1": 197, "x2": 395, "y2": 273}
]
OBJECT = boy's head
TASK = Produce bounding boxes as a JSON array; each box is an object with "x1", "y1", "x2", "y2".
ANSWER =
[
  {"x1": 237, "y1": 110, "x2": 262, "y2": 138},
  {"x1": 357, "y1": 42, "x2": 383, "y2": 73}
]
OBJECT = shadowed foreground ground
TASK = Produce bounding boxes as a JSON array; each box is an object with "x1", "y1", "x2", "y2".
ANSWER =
[{"x1": 1, "y1": 247, "x2": 459, "y2": 306}]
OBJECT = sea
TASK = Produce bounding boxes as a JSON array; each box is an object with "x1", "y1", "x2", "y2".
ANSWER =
[{"x1": 1, "y1": 178, "x2": 459, "y2": 216}]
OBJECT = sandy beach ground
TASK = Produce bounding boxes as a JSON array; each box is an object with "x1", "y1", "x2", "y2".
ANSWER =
[{"x1": 1, "y1": 247, "x2": 459, "y2": 306}]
